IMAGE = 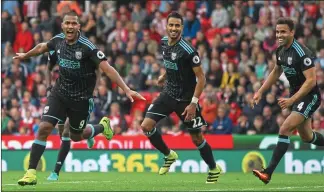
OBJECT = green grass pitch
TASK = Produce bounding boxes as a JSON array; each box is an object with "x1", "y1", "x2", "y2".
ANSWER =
[{"x1": 2, "y1": 171, "x2": 324, "y2": 191}]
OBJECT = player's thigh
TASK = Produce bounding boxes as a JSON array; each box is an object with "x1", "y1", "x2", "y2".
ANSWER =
[
  {"x1": 174, "y1": 102, "x2": 207, "y2": 132},
  {"x1": 41, "y1": 93, "x2": 66, "y2": 127},
  {"x1": 57, "y1": 116, "x2": 67, "y2": 137},
  {"x1": 291, "y1": 93, "x2": 321, "y2": 119},
  {"x1": 297, "y1": 118, "x2": 313, "y2": 142},
  {"x1": 144, "y1": 93, "x2": 174, "y2": 130},
  {"x1": 279, "y1": 112, "x2": 305, "y2": 135},
  {"x1": 67, "y1": 99, "x2": 93, "y2": 134}
]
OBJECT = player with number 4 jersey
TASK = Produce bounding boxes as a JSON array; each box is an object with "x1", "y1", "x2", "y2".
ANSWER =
[
  {"x1": 251, "y1": 17, "x2": 323, "y2": 185},
  {"x1": 140, "y1": 12, "x2": 222, "y2": 184}
]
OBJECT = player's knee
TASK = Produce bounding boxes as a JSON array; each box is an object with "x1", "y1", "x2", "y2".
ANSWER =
[
  {"x1": 38, "y1": 122, "x2": 54, "y2": 140},
  {"x1": 299, "y1": 133, "x2": 313, "y2": 143},
  {"x1": 140, "y1": 120, "x2": 155, "y2": 133},
  {"x1": 190, "y1": 132, "x2": 204, "y2": 146},
  {"x1": 278, "y1": 123, "x2": 295, "y2": 135}
]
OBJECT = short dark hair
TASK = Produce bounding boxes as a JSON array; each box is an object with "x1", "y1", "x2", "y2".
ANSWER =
[
  {"x1": 63, "y1": 11, "x2": 79, "y2": 22},
  {"x1": 276, "y1": 17, "x2": 294, "y2": 31},
  {"x1": 167, "y1": 11, "x2": 183, "y2": 25}
]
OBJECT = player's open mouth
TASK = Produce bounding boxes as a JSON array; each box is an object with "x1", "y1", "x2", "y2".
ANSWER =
[
  {"x1": 66, "y1": 31, "x2": 74, "y2": 37},
  {"x1": 170, "y1": 31, "x2": 177, "y2": 36},
  {"x1": 278, "y1": 38, "x2": 284, "y2": 43}
]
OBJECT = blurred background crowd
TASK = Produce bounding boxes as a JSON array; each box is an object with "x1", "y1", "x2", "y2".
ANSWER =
[{"x1": 1, "y1": 0, "x2": 324, "y2": 137}]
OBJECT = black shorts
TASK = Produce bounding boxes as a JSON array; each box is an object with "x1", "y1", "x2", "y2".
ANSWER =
[
  {"x1": 41, "y1": 91, "x2": 95, "y2": 133},
  {"x1": 291, "y1": 93, "x2": 321, "y2": 119},
  {"x1": 145, "y1": 92, "x2": 207, "y2": 132}
]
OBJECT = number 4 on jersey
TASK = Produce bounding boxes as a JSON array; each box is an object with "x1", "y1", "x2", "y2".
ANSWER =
[{"x1": 297, "y1": 102, "x2": 304, "y2": 111}]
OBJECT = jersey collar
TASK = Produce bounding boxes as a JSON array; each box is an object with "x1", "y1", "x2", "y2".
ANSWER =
[
  {"x1": 167, "y1": 36, "x2": 182, "y2": 46},
  {"x1": 284, "y1": 38, "x2": 296, "y2": 51}
]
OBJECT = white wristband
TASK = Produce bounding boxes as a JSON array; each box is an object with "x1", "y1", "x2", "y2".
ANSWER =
[{"x1": 191, "y1": 97, "x2": 199, "y2": 104}]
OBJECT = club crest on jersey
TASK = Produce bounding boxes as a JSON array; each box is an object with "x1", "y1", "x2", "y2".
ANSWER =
[
  {"x1": 287, "y1": 57, "x2": 292, "y2": 65},
  {"x1": 75, "y1": 51, "x2": 82, "y2": 60},
  {"x1": 171, "y1": 52, "x2": 177, "y2": 60},
  {"x1": 43, "y1": 106, "x2": 49, "y2": 114}
]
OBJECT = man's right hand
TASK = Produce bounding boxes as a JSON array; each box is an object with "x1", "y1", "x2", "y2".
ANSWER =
[
  {"x1": 157, "y1": 75, "x2": 165, "y2": 87},
  {"x1": 251, "y1": 91, "x2": 262, "y2": 109},
  {"x1": 13, "y1": 53, "x2": 27, "y2": 60}
]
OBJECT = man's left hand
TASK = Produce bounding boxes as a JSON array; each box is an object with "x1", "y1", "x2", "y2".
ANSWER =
[
  {"x1": 125, "y1": 90, "x2": 146, "y2": 102},
  {"x1": 278, "y1": 98, "x2": 294, "y2": 109},
  {"x1": 182, "y1": 103, "x2": 197, "y2": 122}
]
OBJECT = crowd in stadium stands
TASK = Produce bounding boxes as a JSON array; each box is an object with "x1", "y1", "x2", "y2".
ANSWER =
[{"x1": 1, "y1": 0, "x2": 324, "y2": 136}]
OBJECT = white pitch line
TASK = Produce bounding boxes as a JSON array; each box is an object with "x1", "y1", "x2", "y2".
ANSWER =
[{"x1": 2, "y1": 180, "x2": 112, "y2": 186}]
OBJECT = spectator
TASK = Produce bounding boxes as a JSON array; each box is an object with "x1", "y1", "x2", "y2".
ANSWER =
[
  {"x1": 2, "y1": 119, "x2": 19, "y2": 135},
  {"x1": 19, "y1": 110, "x2": 35, "y2": 136},
  {"x1": 220, "y1": 62, "x2": 240, "y2": 89},
  {"x1": 229, "y1": 4, "x2": 244, "y2": 32},
  {"x1": 11, "y1": 79, "x2": 25, "y2": 102},
  {"x1": 183, "y1": 10, "x2": 201, "y2": 39},
  {"x1": 313, "y1": 118, "x2": 324, "y2": 134},
  {"x1": 2, "y1": 43, "x2": 14, "y2": 73},
  {"x1": 107, "y1": 102, "x2": 128, "y2": 135},
  {"x1": 303, "y1": 26, "x2": 318, "y2": 52},
  {"x1": 234, "y1": 115, "x2": 250, "y2": 134},
  {"x1": 206, "y1": 59, "x2": 223, "y2": 88},
  {"x1": 255, "y1": 52, "x2": 267, "y2": 80},
  {"x1": 211, "y1": 2, "x2": 229, "y2": 28},
  {"x1": 197, "y1": 44, "x2": 210, "y2": 74},
  {"x1": 262, "y1": 105, "x2": 278, "y2": 134},
  {"x1": 123, "y1": 119, "x2": 143, "y2": 136},
  {"x1": 1, "y1": 11, "x2": 16, "y2": 51},
  {"x1": 211, "y1": 106, "x2": 233, "y2": 134},
  {"x1": 151, "y1": 11, "x2": 166, "y2": 36},
  {"x1": 145, "y1": 63, "x2": 161, "y2": 92},
  {"x1": 228, "y1": 102, "x2": 242, "y2": 126},
  {"x1": 201, "y1": 96, "x2": 218, "y2": 125},
  {"x1": 131, "y1": 3, "x2": 147, "y2": 23},
  {"x1": 2, "y1": 0, "x2": 21, "y2": 21},
  {"x1": 39, "y1": 10, "x2": 53, "y2": 34},
  {"x1": 13, "y1": 22, "x2": 34, "y2": 53},
  {"x1": 137, "y1": 30, "x2": 158, "y2": 56},
  {"x1": 247, "y1": 115, "x2": 265, "y2": 135},
  {"x1": 81, "y1": 13, "x2": 96, "y2": 38},
  {"x1": 125, "y1": 64, "x2": 141, "y2": 91}
]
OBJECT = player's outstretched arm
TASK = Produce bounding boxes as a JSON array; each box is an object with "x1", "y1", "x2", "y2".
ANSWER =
[
  {"x1": 99, "y1": 61, "x2": 146, "y2": 102},
  {"x1": 13, "y1": 42, "x2": 49, "y2": 60},
  {"x1": 251, "y1": 64, "x2": 283, "y2": 108}
]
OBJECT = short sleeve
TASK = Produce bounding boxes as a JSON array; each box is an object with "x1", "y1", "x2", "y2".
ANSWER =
[
  {"x1": 48, "y1": 51, "x2": 57, "y2": 69},
  {"x1": 276, "y1": 48, "x2": 281, "y2": 66},
  {"x1": 89, "y1": 49, "x2": 107, "y2": 67},
  {"x1": 187, "y1": 52, "x2": 201, "y2": 68},
  {"x1": 46, "y1": 33, "x2": 64, "y2": 51},
  {"x1": 300, "y1": 55, "x2": 315, "y2": 71}
]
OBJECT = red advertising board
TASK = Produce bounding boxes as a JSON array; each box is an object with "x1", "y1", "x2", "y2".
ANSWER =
[{"x1": 2, "y1": 135, "x2": 233, "y2": 150}]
